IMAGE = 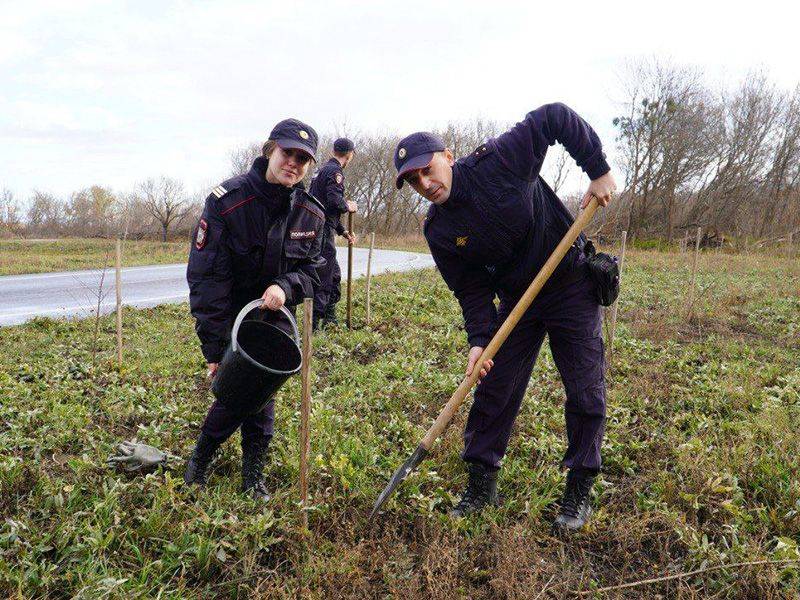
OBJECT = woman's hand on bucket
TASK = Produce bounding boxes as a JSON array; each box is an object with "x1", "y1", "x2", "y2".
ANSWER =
[{"x1": 261, "y1": 284, "x2": 286, "y2": 311}]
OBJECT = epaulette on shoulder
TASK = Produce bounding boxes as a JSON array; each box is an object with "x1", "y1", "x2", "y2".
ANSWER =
[
  {"x1": 459, "y1": 142, "x2": 494, "y2": 169},
  {"x1": 473, "y1": 143, "x2": 490, "y2": 158},
  {"x1": 210, "y1": 176, "x2": 243, "y2": 200},
  {"x1": 211, "y1": 185, "x2": 227, "y2": 198}
]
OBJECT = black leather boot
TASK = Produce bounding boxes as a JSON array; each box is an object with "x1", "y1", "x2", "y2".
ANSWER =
[
  {"x1": 448, "y1": 462, "x2": 499, "y2": 518},
  {"x1": 321, "y1": 305, "x2": 338, "y2": 329},
  {"x1": 553, "y1": 469, "x2": 596, "y2": 532},
  {"x1": 184, "y1": 431, "x2": 222, "y2": 487},
  {"x1": 241, "y1": 437, "x2": 271, "y2": 502}
]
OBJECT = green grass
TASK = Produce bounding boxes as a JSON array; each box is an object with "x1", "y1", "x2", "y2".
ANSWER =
[
  {"x1": 1, "y1": 251, "x2": 798, "y2": 598},
  {"x1": 0, "y1": 236, "x2": 429, "y2": 277},
  {"x1": 0, "y1": 239, "x2": 189, "y2": 275}
]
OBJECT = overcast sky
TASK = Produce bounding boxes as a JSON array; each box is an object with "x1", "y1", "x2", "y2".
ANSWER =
[{"x1": 2, "y1": 0, "x2": 798, "y2": 203}]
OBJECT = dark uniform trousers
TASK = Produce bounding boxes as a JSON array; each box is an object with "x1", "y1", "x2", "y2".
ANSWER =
[
  {"x1": 314, "y1": 224, "x2": 341, "y2": 322},
  {"x1": 200, "y1": 296, "x2": 285, "y2": 445},
  {"x1": 202, "y1": 395, "x2": 275, "y2": 446},
  {"x1": 464, "y1": 268, "x2": 606, "y2": 473}
]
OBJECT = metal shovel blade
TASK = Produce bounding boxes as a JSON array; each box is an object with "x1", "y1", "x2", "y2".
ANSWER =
[{"x1": 369, "y1": 444, "x2": 429, "y2": 519}]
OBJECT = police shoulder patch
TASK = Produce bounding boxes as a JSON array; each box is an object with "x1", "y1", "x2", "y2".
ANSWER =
[
  {"x1": 195, "y1": 219, "x2": 208, "y2": 250},
  {"x1": 335, "y1": 172, "x2": 343, "y2": 185}
]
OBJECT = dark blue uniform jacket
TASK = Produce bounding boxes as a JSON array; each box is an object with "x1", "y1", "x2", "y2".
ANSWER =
[
  {"x1": 424, "y1": 103, "x2": 611, "y2": 349},
  {"x1": 309, "y1": 158, "x2": 348, "y2": 235},
  {"x1": 187, "y1": 156, "x2": 326, "y2": 363}
]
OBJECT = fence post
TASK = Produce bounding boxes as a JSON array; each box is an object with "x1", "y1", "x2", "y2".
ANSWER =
[
  {"x1": 365, "y1": 232, "x2": 375, "y2": 326},
  {"x1": 686, "y1": 227, "x2": 702, "y2": 321},
  {"x1": 346, "y1": 212, "x2": 354, "y2": 330},
  {"x1": 115, "y1": 239, "x2": 123, "y2": 367},
  {"x1": 300, "y1": 298, "x2": 313, "y2": 532}
]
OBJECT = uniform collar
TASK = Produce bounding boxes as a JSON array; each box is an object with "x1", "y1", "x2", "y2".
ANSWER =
[
  {"x1": 326, "y1": 157, "x2": 341, "y2": 170},
  {"x1": 247, "y1": 156, "x2": 299, "y2": 201},
  {"x1": 442, "y1": 161, "x2": 465, "y2": 208}
]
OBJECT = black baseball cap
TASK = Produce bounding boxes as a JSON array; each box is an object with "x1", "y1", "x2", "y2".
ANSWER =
[
  {"x1": 394, "y1": 132, "x2": 446, "y2": 188},
  {"x1": 333, "y1": 137, "x2": 355, "y2": 153},
  {"x1": 269, "y1": 118, "x2": 318, "y2": 160}
]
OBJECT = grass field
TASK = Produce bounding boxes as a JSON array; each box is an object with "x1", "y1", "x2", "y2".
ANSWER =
[
  {"x1": 0, "y1": 239, "x2": 190, "y2": 276},
  {"x1": 0, "y1": 235, "x2": 429, "y2": 276},
  {"x1": 1, "y1": 250, "x2": 798, "y2": 598}
]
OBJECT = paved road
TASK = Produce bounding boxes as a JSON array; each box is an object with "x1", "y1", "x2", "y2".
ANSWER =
[{"x1": 0, "y1": 248, "x2": 435, "y2": 326}]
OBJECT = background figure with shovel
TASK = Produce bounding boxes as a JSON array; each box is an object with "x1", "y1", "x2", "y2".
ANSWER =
[
  {"x1": 394, "y1": 103, "x2": 617, "y2": 532},
  {"x1": 308, "y1": 137, "x2": 358, "y2": 330},
  {"x1": 185, "y1": 119, "x2": 325, "y2": 501}
]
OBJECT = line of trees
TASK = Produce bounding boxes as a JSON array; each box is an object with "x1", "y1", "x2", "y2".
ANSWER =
[
  {"x1": 0, "y1": 178, "x2": 198, "y2": 242},
  {"x1": 603, "y1": 60, "x2": 799, "y2": 245},
  {"x1": 2, "y1": 59, "x2": 797, "y2": 245}
]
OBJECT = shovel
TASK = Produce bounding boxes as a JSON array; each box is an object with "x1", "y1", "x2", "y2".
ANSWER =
[{"x1": 370, "y1": 197, "x2": 601, "y2": 519}]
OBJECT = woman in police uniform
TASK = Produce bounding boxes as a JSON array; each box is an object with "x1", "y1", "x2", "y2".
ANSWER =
[{"x1": 184, "y1": 118, "x2": 326, "y2": 501}]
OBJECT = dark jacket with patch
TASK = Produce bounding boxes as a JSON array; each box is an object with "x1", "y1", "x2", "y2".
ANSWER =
[
  {"x1": 424, "y1": 103, "x2": 611, "y2": 348},
  {"x1": 187, "y1": 156, "x2": 326, "y2": 363},
  {"x1": 308, "y1": 158, "x2": 348, "y2": 235}
]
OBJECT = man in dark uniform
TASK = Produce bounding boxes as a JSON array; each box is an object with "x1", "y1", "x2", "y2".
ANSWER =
[
  {"x1": 184, "y1": 118, "x2": 326, "y2": 501},
  {"x1": 394, "y1": 103, "x2": 617, "y2": 531},
  {"x1": 308, "y1": 137, "x2": 357, "y2": 329}
]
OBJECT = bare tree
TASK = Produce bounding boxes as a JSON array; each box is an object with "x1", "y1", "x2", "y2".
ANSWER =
[
  {"x1": 114, "y1": 192, "x2": 157, "y2": 240},
  {"x1": 0, "y1": 188, "x2": 22, "y2": 237},
  {"x1": 758, "y1": 84, "x2": 800, "y2": 237},
  {"x1": 691, "y1": 72, "x2": 781, "y2": 238},
  {"x1": 136, "y1": 177, "x2": 189, "y2": 242},
  {"x1": 66, "y1": 186, "x2": 118, "y2": 237},
  {"x1": 229, "y1": 143, "x2": 261, "y2": 177},
  {"x1": 545, "y1": 146, "x2": 574, "y2": 195},
  {"x1": 27, "y1": 190, "x2": 65, "y2": 237},
  {"x1": 613, "y1": 60, "x2": 697, "y2": 238}
]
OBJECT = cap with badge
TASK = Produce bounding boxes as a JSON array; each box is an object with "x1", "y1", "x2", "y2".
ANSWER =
[
  {"x1": 333, "y1": 137, "x2": 355, "y2": 153},
  {"x1": 394, "y1": 132, "x2": 446, "y2": 188},
  {"x1": 269, "y1": 118, "x2": 319, "y2": 161}
]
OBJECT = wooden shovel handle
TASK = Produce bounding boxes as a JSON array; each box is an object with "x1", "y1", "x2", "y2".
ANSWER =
[{"x1": 420, "y1": 198, "x2": 600, "y2": 449}]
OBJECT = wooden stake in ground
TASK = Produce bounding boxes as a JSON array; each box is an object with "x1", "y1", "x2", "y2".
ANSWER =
[
  {"x1": 300, "y1": 298, "x2": 313, "y2": 531},
  {"x1": 346, "y1": 211, "x2": 354, "y2": 330},
  {"x1": 607, "y1": 230, "x2": 627, "y2": 363},
  {"x1": 365, "y1": 232, "x2": 375, "y2": 326},
  {"x1": 115, "y1": 239, "x2": 123, "y2": 367},
  {"x1": 686, "y1": 226, "x2": 702, "y2": 320}
]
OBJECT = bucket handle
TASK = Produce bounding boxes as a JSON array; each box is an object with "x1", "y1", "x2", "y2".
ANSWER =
[{"x1": 230, "y1": 300, "x2": 301, "y2": 375}]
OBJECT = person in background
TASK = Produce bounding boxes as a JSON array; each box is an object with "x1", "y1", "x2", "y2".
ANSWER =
[{"x1": 308, "y1": 137, "x2": 357, "y2": 329}]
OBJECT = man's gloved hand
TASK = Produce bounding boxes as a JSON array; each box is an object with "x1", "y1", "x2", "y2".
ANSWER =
[{"x1": 107, "y1": 440, "x2": 171, "y2": 472}]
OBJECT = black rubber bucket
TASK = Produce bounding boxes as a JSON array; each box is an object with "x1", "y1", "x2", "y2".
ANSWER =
[{"x1": 211, "y1": 301, "x2": 302, "y2": 415}]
